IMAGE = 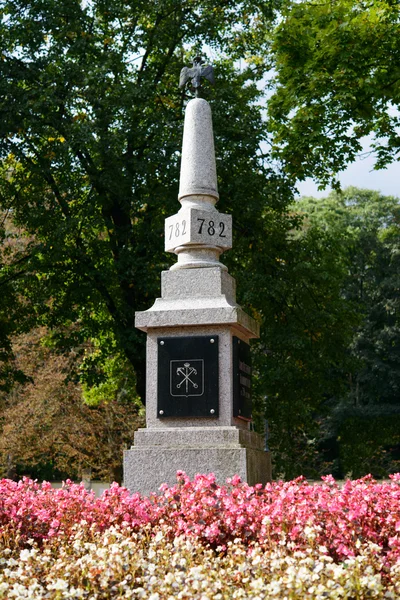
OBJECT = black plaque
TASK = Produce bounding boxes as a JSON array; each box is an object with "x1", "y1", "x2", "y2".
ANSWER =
[
  {"x1": 233, "y1": 337, "x2": 252, "y2": 421},
  {"x1": 157, "y1": 336, "x2": 219, "y2": 418}
]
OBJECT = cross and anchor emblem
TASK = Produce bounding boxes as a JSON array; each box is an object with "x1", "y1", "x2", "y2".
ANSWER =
[{"x1": 170, "y1": 359, "x2": 204, "y2": 397}]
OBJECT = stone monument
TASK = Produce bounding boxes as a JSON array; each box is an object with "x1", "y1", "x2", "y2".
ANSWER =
[{"x1": 124, "y1": 60, "x2": 271, "y2": 495}]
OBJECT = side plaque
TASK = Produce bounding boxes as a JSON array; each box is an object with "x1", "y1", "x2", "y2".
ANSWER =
[
  {"x1": 158, "y1": 336, "x2": 219, "y2": 418},
  {"x1": 233, "y1": 337, "x2": 252, "y2": 421}
]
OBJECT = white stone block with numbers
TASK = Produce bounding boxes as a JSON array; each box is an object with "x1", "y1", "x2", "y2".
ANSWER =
[{"x1": 165, "y1": 208, "x2": 232, "y2": 253}]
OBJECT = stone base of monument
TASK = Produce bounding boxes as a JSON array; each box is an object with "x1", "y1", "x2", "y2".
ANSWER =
[{"x1": 124, "y1": 427, "x2": 271, "y2": 496}]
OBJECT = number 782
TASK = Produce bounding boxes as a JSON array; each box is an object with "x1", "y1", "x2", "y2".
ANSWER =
[
  {"x1": 197, "y1": 218, "x2": 226, "y2": 238},
  {"x1": 168, "y1": 218, "x2": 227, "y2": 240}
]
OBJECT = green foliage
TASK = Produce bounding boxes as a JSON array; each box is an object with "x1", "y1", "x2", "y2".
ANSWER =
[
  {"x1": 297, "y1": 188, "x2": 400, "y2": 407},
  {"x1": 0, "y1": 0, "x2": 368, "y2": 478},
  {"x1": 0, "y1": 219, "x2": 30, "y2": 392},
  {"x1": 295, "y1": 188, "x2": 400, "y2": 478},
  {"x1": 352, "y1": 224, "x2": 400, "y2": 405},
  {"x1": 1, "y1": 0, "x2": 397, "y2": 482},
  {"x1": 250, "y1": 221, "x2": 358, "y2": 479},
  {"x1": 0, "y1": 328, "x2": 144, "y2": 482},
  {"x1": 0, "y1": 0, "x2": 282, "y2": 401},
  {"x1": 81, "y1": 350, "x2": 139, "y2": 407},
  {"x1": 267, "y1": 0, "x2": 400, "y2": 187},
  {"x1": 334, "y1": 405, "x2": 400, "y2": 478}
]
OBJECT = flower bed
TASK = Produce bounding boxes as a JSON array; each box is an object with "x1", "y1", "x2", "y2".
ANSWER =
[{"x1": 0, "y1": 473, "x2": 399, "y2": 598}]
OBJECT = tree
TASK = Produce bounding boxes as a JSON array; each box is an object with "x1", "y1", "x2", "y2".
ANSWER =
[
  {"x1": 295, "y1": 188, "x2": 400, "y2": 477},
  {"x1": 297, "y1": 187, "x2": 400, "y2": 406},
  {"x1": 0, "y1": 1, "x2": 373, "y2": 480},
  {"x1": 246, "y1": 216, "x2": 359, "y2": 478},
  {"x1": 0, "y1": 327, "x2": 143, "y2": 483},
  {"x1": 353, "y1": 225, "x2": 400, "y2": 405},
  {"x1": 0, "y1": 214, "x2": 31, "y2": 392},
  {"x1": 0, "y1": 0, "x2": 288, "y2": 402},
  {"x1": 267, "y1": 0, "x2": 400, "y2": 187}
]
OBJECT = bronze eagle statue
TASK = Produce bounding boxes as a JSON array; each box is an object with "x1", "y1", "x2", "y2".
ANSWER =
[{"x1": 179, "y1": 56, "x2": 215, "y2": 96}]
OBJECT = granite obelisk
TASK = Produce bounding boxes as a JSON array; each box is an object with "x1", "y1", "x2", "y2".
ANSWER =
[{"x1": 123, "y1": 66, "x2": 271, "y2": 495}]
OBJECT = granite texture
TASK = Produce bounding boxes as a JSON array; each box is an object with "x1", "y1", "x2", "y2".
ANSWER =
[
  {"x1": 167, "y1": 99, "x2": 230, "y2": 270},
  {"x1": 135, "y1": 303, "x2": 259, "y2": 336},
  {"x1": 172, "y1": 245, "x2": 227, "y2": 271},
  {"x1": 135, "y1": 268, "x2": 259, "y2": 336},
  {"x1": 178, "y1": 98, "x2": 219, "y2": 203},
  {"x1": 133, "y1": 427, "x2": 266, "y2": 450},
  {"x1": 161, "y1": 268, "x2": 236, "y2": 303},
  {"x1": 124, "y1": 445, "x2": 272, "y2": 496}
]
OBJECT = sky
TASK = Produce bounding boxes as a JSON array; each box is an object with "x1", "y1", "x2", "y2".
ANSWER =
[{"x1": 296, "y1": 142, "x2": 399, "y2": 199}]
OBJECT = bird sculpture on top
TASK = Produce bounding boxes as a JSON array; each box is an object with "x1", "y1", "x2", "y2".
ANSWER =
[{"x1": 179, "y1": 56, "x2": 215, "y2": 97}]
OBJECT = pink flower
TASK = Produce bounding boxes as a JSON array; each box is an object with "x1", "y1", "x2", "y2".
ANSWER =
[{"x1": 0, "y1": 471, "x2": 398, "y2": 567}]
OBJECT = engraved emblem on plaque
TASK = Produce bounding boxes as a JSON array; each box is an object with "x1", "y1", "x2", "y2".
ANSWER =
[{"x1": 171, "y1": 360, "x2": 204, "y2": 397}]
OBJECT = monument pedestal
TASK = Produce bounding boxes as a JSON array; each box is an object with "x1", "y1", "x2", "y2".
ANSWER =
[
  {"x1": 124, "y1": 427, "x2": 271, "y2": 497},
  {"x1": 123, "y1": 268, "x2": 271, "y2": 494}
]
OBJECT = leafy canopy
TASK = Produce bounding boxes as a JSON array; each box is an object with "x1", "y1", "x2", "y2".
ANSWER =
[
  {"x1": 2, "y1": 1, "x2": 396, "y2": 480},
  {"x1": 0, "y1": 0, "x2": 284, "y2": 398},
  {"x1": 297, "y1": 188, "x2": 400, "y2": 407},
  {"x1": 267, "y1": 0, "x2": 400, "y2": 187}
]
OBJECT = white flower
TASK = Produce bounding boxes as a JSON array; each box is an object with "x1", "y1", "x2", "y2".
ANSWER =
[
  {"x1": 191, "y1": 580, "x2": 201, "y2": 591},
  {"x1": 49, "y1": 579, "x2": 69, "y2": 591},
  {"x1": 250, "y1": 578, "x2": 265, "y2": 591},
  {"x1": 154, "y1": 531, "x2": 164, "y2": 543},
  {"x1": 66, "y1": 588, "x2": 85, "y2": 599},
  {"x1": 19, "y1": 550, "x2": 31, "y2": 562},
  {"x1": 189, "y1": 566, "x2": 204, "y2": 580},
  {"x1": 267, "y1": 580, "x2": 282, "y2": 596},
  {"x1": 6, "y1": 558, "x2": 18, "y2": 567},
  {"x1": 11, "y1": 583, "x2": 31, "y2": 597},
  {"x1": 96, "y1": 547, "x2": 108, "y2": 559},
  {"x1": 303, "y1": 526, "x2": 316, "y2": 539}
]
